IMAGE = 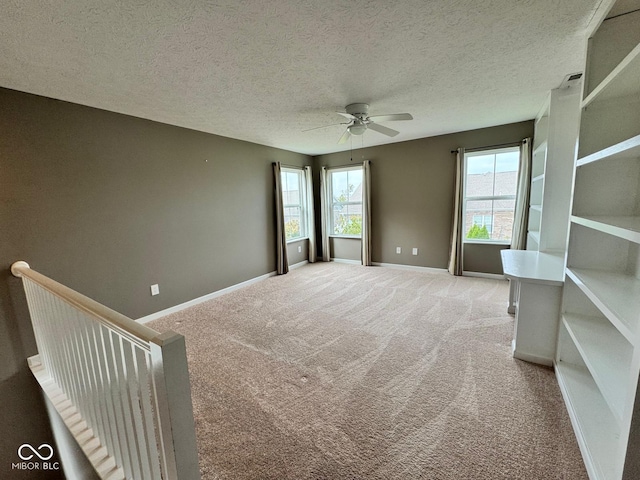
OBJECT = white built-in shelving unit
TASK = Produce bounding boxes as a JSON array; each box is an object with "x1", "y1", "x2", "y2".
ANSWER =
[
  {"x1": 555, "y1": 2, "x2": 640, "y2": 478},
  {"x1": 526, "y1": 86, "x2": 581, "y2": 252},
  {"x1": 502, "y1": 70, "x2": 581, "y2": 366},
  {"x1": 527, "y1": 107, "x2": 548, "y2": 250}
]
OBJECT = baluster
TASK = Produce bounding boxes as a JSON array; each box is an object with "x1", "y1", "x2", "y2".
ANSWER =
[
  {"x1": 79, "y1": 312, "x2": 115, "y2": 459},
  {"x1": 100, "y1": 325, "x2": 127, "y2": 473},
  {"x1": 122, "y1": 341, "x2": 148, "y2": 479},
  {"x1": 136, "y1": 348, "x2": 162, "y2": 479},
  {"x1": 88, "y1": 321, "x2": 118, "y2": 460},
  {"x1": 111, "y1": 333, "x2": 139, "y2": 479},
  {"x1": 68, "y1": 305, "x2": 103, "y2": 447}
]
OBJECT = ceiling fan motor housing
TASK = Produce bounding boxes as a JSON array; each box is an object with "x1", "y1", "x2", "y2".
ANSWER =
[{"x1": 345, "y1": 103, "x2": 370, "y2": 120}]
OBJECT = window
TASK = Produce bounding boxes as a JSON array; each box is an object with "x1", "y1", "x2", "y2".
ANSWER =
[
  {"x1": 472, "y1": 215, "x2": 493, "y2": 233},
  {"x1": 281, "y1": 168, "x2": 306, "y2": 241},
  {"x1": 329, "y1": 166, "x2": 363, "y2": 236},
  {"x1": 463, "y1": 147, "x2": 519, "y2": 243}
]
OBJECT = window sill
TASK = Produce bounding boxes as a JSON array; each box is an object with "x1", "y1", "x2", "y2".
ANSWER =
[
  {"x1": 329, "y1": 235, "x2": 362, "y2": 240},
  {"x1": 286, "y1": 237, "x2": 308, "y2": 244},
  {"x1": 464, "y1": 240, "x2": 511, "y2": 246}
]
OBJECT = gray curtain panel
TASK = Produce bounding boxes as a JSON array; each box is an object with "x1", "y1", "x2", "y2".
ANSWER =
[
  {"x1": 320, "y1": 166, "x2": 330, "y2": 262},
  {"x1": 448, "y1": 148, "x2": 464, "y2": 276},
  {"x1": 511, "y1": 138, "x2": 532, "y2": 250},
  {"x1": 304, "y1": 166, "x2": 317, "y2": 263},
  {"x1": 273, "y1": 162, "x2": 288, "y2": 274},
  {"x1": 361, "y1": 160, "x2": 372, "y2": 266}
]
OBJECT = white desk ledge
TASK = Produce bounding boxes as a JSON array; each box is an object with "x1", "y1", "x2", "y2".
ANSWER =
[{"x1": 500, "y1": 250, "x2": 565, "y2": 286}]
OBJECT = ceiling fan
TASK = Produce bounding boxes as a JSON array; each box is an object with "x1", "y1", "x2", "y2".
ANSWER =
[{"x1": 305, "y1": 103, "x2": 413, "y2": 144}]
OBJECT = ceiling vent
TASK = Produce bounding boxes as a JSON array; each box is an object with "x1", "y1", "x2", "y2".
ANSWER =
[{"x1": 559, "y1": 72, "x2": 583, "y2": 89}]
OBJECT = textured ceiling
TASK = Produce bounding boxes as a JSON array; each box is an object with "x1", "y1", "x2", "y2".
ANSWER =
[{"x1": 0, "y1": 0, "x2": 605, "y2": 155}]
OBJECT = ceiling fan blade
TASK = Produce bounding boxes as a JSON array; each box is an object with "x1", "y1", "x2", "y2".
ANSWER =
[
  {"x1": 338, "y1": 129, "x2": 352, "y2": 144},
  {"x1": 302, "y1": 122, "x2": 346, "y2": 132},
  {"x1": 336, "y1": 112, "x2": 357, "y2": 120},
  {"x1": 368, "y1": 113, "x2": 413, "y2": 122},
  {"x1": 367, "y1": 122, "x2": 399, "y2": 137}
]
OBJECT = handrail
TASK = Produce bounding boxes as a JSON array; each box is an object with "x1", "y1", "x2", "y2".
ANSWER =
[
  {"x1": 12, "y1": 260, "x2": 200, "y2": 479},
  {"x1": 11, "y1": 261, "x2": 160, "y2": 349}
]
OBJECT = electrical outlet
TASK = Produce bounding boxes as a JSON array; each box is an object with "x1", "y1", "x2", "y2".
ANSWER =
[
  {"x1": 150, "y1": 284, "x2": 159, "y2": 296},
  {"x1": 396, "y1": 247, "x2": 402, "y2": 254},
  {"x1": 298, "y1": 245, "x2": 302, "y2": 253},
  {"x1": 412, "y1": 248, "x2": 418, "y2": 255}
]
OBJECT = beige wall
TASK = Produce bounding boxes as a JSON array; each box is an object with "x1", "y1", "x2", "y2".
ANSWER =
[
  {"x1": 0, "y1": 87, "x2": 311, "y2": 475},
  {"x1": 330, "y1": 237, "x2": 361, "y2": 261},
  {"x1": 286, "y1": 238, "x2": 310, "y2": 266},
  {"x1": 313, "y1": 120, "x2": 533, "y2": 270},
  {"x1": 463, "y1": 243, "x2": 509, "y2": 275}
]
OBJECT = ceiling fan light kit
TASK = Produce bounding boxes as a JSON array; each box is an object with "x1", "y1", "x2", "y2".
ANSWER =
[
  {"x1": 348, "y1": 122, "x2": 367, "y2": 135},
  {"x1": 305, "y1": 103, "x2": 414, "y2": 144}
]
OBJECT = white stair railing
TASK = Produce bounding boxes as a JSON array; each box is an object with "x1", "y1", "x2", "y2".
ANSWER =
[{"x1": 11, "y1": 261, "x2": 200, "y2": 480}]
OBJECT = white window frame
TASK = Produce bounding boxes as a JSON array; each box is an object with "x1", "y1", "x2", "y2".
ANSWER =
[
  {"x1": 281, "y1": 167, "x2": 307, "y2": 243},
  {"x1": 463, "y1": 146, "x2": 519, "y2": 245},
  {"x1": 328, "y1": 166, "x2": 363, "y2": 238}
]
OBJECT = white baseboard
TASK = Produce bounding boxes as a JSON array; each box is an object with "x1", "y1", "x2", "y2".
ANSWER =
[
  {"x1": 462, "y1": 270, "x2": 506, "y2": 280},
  {"x1": 513, "y1": 349, "x2": 553, "y2": 367},
  {"x1": 137, "y1": 270, "x2": 277, "y2": 324},
  {"x1": 138, "y1": 260, "x2": 502, "y2": 324},
  {"x1": 331, "y1": 258, "x2": 361, "y2": 265},
  {"x1": 372, "y1": 262, "x2": 448, "y2": 273},
  {"x1": 289, "y1": 260, "x2": 309, "y2": 270},
  {"x1": 137, "y1": 261, "x2": 312, "y2": 324}
]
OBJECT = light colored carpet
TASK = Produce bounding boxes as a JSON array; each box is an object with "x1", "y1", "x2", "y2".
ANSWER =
[{"x1": 149, "y1": 262, "x2": 587, "y2": 479}]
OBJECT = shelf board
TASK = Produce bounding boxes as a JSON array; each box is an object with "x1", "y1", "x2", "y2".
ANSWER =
[
  {"x1": 583, "y1": 42, "x2": 640, "y2": 108},
  {"x1": 562, "y1": 314, "x2": 631, "y2": 424},
  {"x1": 577, "y1": 134, "x2": 640, "y2": 167},
  {"x1": 527, "y1": 230, "x2": 540, "y2": 244},
  {"x1": 526, "y1": 236, "x2": 539, "y2": 250},
  {"x1": 566, "y1": 268, "x2": 640, "y2": 343},
  {"x1": 571, "y1": 215, "x2": 640, "y2": 244},
  {"x1": 533, "y1": 140, "x2": 548, "y2": 155},
  {"x1": 531, "y1": 174, "x2": 545, "y2": 183},
  {"x1": 533, "y1": 118, "x2": 549, "y2": 150},
  {"x1": 555, "y1": 361, "x2": 623, "y2": 480}
]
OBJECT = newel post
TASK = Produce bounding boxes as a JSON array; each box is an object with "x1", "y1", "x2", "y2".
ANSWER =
[{"x1": 150, "y1": 331, "x2": 200, "y2": 480}]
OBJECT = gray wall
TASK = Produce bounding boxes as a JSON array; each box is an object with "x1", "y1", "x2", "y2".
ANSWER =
[
  {"x1": 329, "y1": 237, "x2": 361, "y2": 262},
  {"x1": 0, "y1": 87, "x2": 310, "y2": 476},
  {"x1": 286, "y1": 238, "x2": 309, "y2": 266},
  {"x1": 463, "y1": 243, "x2": 510, "y2": 275},
  {"x1": 313, "y1": 120, "x2": 534, "y2": 271}
]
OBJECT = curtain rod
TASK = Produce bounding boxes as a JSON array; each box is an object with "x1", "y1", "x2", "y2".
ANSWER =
[
  {"x1": 278, "y1": 161, "x2": 370, "y2": 170},
  {"x1": 450, "y1": 139, "x2": 525, "y2": 154},
  {"x1": 321, "y1": 160, "x2": 371, "y2": 169},
  {"x1": 278, "y1": 163, "x2": 310, "y2": 170}
]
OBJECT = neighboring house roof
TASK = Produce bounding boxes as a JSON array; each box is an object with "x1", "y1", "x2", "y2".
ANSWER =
[
  {"x1": 466, "y1": 171, "x2": 517, "y2": 197},
  {"x1": 466, "y1": 171, "x2": 518, "y2": 212}
]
